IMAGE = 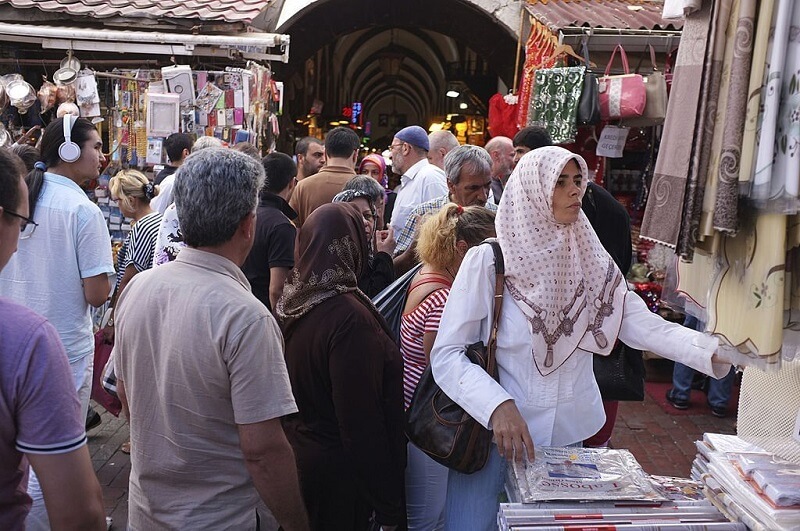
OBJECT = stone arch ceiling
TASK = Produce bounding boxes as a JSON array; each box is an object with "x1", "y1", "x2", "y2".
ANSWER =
[{"x1": 272, "y1": 0, "x2": 518, "y2": 121}]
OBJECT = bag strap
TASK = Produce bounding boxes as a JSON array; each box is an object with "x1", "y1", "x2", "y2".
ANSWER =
[
  {"x1": 485, "y1": 240, "x2": 504, "y2": 379},
  {"x1": 604, "y1": 44, "x2": 631, "y2": 76},
  {"x1": 581, "y1": 39, "x2": 592, "y2": 69},
  {"x1": 634, "y1": 44, "x2": 659, "y2": 73},
  {"x1": 648, "y1": 44, "x2": 659, "y2": 71}
]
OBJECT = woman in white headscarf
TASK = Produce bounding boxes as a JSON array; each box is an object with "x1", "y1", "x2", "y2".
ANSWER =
[{"x1": 429, "y1": 146, "x2": 732, "y2": 530}]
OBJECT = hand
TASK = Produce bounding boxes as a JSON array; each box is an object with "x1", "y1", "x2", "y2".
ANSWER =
[
  {"x1": 375, "y1": 227, "x2": 397, "y2": 255},
  {"x1": 16, "y1": 125, "x2": 41, "y2": 146},
  {"x1": 490, "y1": 400, "x2": 535, "y2": 462},
  {"x1": 102, "y1": 324, "x2": 115, "y2": 345}
]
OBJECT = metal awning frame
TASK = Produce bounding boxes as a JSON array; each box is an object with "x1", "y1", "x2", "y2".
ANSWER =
[
  {"x1": 0, "y1": 22, "x2": 290, "y2": 63},
  {"x1": 558, "y1": 27, "x2": 682, "y2": 53}
]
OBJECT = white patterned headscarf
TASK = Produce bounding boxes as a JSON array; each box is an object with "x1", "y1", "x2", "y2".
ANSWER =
[{"x1": 496, "y1": 146, "x2": 627, "y2": 376}]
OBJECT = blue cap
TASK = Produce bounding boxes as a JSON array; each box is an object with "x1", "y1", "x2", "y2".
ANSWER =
[{"x1": 395, "y1": 125, "x2": 430, "y2": 151}]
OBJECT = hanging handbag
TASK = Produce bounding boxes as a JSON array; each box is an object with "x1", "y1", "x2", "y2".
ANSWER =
[
  {"x1": 622, "y1": 45, "x2": 668, "y2": 127},
  {"x1": 598, "y1": 44, "x2": 647, "y2": 120},
  {"x1": 373, "y1": 262, "x2": 423, "y2": 342},
  {"x1": 593, "y1": 342, "x2": 645, "y2": 401},
  {"x1": 91, "y1": 330, "x2": 122, "y2": 416},
  {"x1": 405, "y1": 241, "x2": 504, "y2": 474},
  {"x1": 577, "y1": 41, "x2": 601, "y2": 125}
]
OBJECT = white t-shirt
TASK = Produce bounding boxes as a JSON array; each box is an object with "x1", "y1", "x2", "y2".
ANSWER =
[
  {"x1": 430, "y1": 244, "x2": 731, "y2": 446},
  {"x1": 0, "y1": 172, "x2": 114, "y2": 362},
  {"x1": 389, "y1": 159, "x2": 448, "y2": 234},
  {"x1": 150, "y1": 174, "x2": 175, "y2": 215}
]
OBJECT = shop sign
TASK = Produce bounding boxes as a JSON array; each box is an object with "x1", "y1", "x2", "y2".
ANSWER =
[{"x1": 596, "y1": 125, "x2": 630, "y2": 158}]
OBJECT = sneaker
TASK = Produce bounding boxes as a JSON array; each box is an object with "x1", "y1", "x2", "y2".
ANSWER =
[
  {"x1": 665, "y1": 389, "x2": 689, "y2": 410},
  {"x1": 85, "y1": 408, "x2": 102, "y2": 431},
  {"x1": 709, "y1": 405, "x2": 727, "y2": 418}
]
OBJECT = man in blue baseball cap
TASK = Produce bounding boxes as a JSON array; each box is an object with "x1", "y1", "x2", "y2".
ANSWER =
[{"x1": 387, "y1": 125, "x2": 448, "y2": 236}]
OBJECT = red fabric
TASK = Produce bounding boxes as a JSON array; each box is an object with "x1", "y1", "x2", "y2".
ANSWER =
[
  {"x1": 91, "y1": 331, "x2": 122, "y2": 416},
  {"x1": 488, "y1": 93, "x2": 519, "y2": 139},
  {"x1": 584, "y1": 400, "x2": 619, "y2": 447}
]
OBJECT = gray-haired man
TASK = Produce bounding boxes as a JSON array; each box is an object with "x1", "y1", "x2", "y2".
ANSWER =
[
  {"x1": 113, "y1": 148, "x2": 309, "y2": 531},
  {"x1": 392, "y1": 144, "x2": 498, "y2": 274}
]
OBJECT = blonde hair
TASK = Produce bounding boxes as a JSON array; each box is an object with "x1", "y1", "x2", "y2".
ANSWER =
[
  {"x1": 416, "y1": 203, "x2": 496, "y2": 269},
  {"x1": 109, "y1": 169, "x2": 159, "y2": 212}
]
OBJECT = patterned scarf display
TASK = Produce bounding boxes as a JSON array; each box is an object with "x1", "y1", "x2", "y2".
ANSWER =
[{"x1": 496, "y1": 146, "x2": 627, "y2": 376}]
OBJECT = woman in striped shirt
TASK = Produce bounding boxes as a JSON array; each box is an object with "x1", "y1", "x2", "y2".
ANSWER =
[
  {"x1": 103, "y1": 170, "x2": 162, "y2": 453},
  {"x1": 401, "y1": 203, "x2": 495, "y2": 530}
]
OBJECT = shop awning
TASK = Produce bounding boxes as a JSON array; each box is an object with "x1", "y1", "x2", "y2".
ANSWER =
[
  {"x1": 0, "y1": 0, "x2": 273, "y2": 24},
  {"x1": 524, "y1": 0, "x2": 683, "y2": 32},
  {"x1": 0, "y1": 22, "x2": 290, "y2": 62}
]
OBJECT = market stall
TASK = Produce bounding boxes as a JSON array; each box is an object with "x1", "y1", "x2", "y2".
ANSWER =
[
  {"x1": 488, "y1": 0, "x2": 684, "y2": 311},
  {"x1": 0, "y1": 0, "x2": 290, "y2": 245}
]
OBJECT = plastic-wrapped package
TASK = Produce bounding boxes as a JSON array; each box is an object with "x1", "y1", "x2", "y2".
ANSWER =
[
  {"x1": 509, "y1": 447, "x2": 666, "y2": 502},
  {"x1": 37, "y1": 79, "x2": 57, "y2": 113}
]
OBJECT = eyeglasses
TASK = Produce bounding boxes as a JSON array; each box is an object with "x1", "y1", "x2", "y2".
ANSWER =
[
  {"x1": 388, "y1": 142, "x2": 406, "y2": 152},
  {"x1": 4, "y1": 210, "x2": 38, "y2": 239}
]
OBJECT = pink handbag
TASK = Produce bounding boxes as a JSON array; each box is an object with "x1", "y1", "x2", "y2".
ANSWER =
[{"x1": 598, "y1": 45, "x2": 646, "y2": 120}]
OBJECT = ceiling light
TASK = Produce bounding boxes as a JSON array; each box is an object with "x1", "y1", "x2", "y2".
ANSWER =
[
  {"x1": 459, "y1": 102, "x2": 468, "y2": 110},
  {"x1": 446, "y1": 90, "x2": 460, "y2": 98},
  {"x1": 339, "y1": 120, "x2": 349, "y2": 124}
]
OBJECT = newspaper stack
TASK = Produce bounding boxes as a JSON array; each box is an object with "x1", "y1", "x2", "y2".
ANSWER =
[
  {"x1": 694, "y1": 433, "x2": 800, "y2": 530},
  {"x1": 500, "y1": 446, "x2": 744, "y2": 530}
]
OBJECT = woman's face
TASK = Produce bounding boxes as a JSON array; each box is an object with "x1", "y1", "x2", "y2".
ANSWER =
[
  {"x1": 360, "y1": 161, "x2": 383, "y2": 182},
  {"x1": 350, "y1": 197, "x2": 375, "y2": 237},
  {"x1": 551, "y1": 160, "x2": 584, "y2": 224},
  {"x1": 112, "y1": 193, "x2": 136, "y2": 219},
  {"x1": 74, "y1": 129, "x2": 106, "y2": 181}
]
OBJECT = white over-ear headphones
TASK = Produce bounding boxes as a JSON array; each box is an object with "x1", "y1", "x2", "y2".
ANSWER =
[{"x1": 58, "y1": 115, "x2": 81, "y2": 163}]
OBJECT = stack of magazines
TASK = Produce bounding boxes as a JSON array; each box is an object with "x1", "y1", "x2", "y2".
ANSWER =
[
  {"x1": 497, "y1": 501, "x2": 746, "y2": 530},
  {"x1": 501, "y1": 446, "x2": 743, "y2": 530},
  {"x1": 693, "y1": 433, "x2": 800, "y2": 530}
]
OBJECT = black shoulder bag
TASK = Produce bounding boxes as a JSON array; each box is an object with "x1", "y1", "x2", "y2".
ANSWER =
[{"x1": 405, "y1": 241, "x2": 504, "y2": 474}]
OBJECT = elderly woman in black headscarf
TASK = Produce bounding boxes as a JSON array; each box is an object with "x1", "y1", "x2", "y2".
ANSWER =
[
  {"x1": 276, "y1": 202, "x2": 405, "y2": 531},
  {"x1": 332, "y1": 180, "x2": 396, "y2": 297}
]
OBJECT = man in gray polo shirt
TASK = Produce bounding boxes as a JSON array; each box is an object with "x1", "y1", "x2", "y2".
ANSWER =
[{"x1": 114, "y1": 148, "x2": 309, "y2": 530}]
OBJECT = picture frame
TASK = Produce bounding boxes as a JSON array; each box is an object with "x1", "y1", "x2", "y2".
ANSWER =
[{"x1": 146, "y1": 93, "x2": 180, "y2": 137}]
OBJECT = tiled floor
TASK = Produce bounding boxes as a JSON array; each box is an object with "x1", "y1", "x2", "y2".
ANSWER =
[{"x1": 89, "y1": 361, "x2": 737, "y2": 529}]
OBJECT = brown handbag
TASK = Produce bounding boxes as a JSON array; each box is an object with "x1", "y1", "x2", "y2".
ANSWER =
[{"x1": 405, "y1": 240, "x2": 504, "y2": 474}]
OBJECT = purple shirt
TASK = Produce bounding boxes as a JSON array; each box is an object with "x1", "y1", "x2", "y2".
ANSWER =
[{"x1": 0, "y1": 297, "x2": 86, "y2": 530}]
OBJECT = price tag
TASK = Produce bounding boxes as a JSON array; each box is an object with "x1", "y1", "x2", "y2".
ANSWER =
[{"x1": 596, "y1": 125, "x2": 630, "y2": 158}]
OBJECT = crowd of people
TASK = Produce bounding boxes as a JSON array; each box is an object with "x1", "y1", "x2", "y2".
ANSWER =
[{"x1": 1, "y1": 116, "x2": 735, "y2": 531}]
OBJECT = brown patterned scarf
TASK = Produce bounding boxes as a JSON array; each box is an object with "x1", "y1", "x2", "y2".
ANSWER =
[{"x1": 276, "y1": 202, "x2": 378, "y2": 328}]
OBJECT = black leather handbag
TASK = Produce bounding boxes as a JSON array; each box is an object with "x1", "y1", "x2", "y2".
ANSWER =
[
  {"x1": 577, "y1": 41, "x2": 601, "y2": 125},
  {"x1": 593, "y1": 342, "x2": 645, "y2": 401},
  {"x1": 405, "y1": 241, "x2": 504, "y2": 474}
]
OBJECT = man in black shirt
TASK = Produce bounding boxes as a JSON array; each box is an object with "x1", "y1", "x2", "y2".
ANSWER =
[
  {"x1": 154, "y1": 133, "x2": 193, "y2": 185},
  {"x1": 241, "y1": 152, "x2": 298, "y2": 311}
]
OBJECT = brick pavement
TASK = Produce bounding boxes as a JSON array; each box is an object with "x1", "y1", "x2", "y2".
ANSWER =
[{"x1": 89, "y1": 362, "x2": 736, "y2": 529}]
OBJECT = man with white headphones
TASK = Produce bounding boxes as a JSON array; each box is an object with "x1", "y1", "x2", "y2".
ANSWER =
[{"x1": 0, "y1": 115, "x2": 115, "y2": 530}]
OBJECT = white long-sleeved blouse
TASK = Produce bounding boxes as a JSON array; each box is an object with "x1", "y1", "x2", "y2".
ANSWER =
[{"x1": 429, "y1": 243, "x2": 732, "y2": 446}]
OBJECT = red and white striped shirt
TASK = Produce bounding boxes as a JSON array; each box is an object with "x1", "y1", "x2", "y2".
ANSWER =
[{"x1": 400, "y1": 287, "x2": 450, "y2": 409}]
